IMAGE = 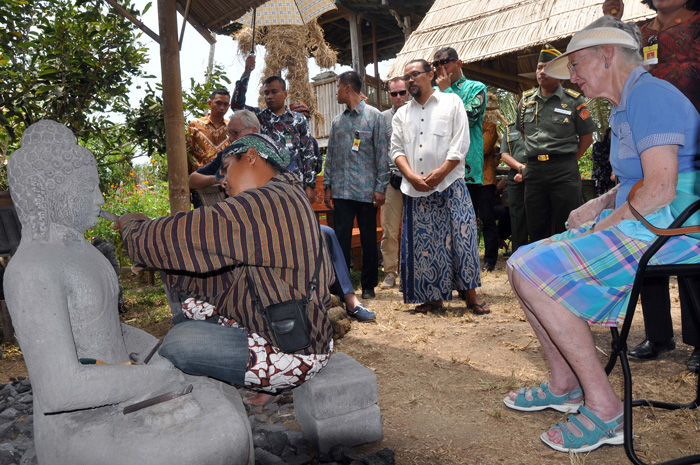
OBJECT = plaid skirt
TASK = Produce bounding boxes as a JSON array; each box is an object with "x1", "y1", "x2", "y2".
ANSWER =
[
  {"x1": 508, "y1": 216, "x2": 700, "y2": 326},
  {"x1": 400, "y1": 178, "x2": 481, "y2": 303}
]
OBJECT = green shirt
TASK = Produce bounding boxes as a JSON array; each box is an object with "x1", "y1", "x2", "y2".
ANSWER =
[
  {"x1": 499, "y1": 122, "x2": 527, "y2": 164},
  {"x1": 436, "y1": 77, "x2": 487, "y2": 184},
  {"x1": 516, "y1": 85, "x2": 595, "y2": 158}
]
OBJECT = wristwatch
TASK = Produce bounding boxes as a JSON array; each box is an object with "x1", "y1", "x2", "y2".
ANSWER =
[{"x1": 518, "y1": 164, "x2": 524, "y2": 173}]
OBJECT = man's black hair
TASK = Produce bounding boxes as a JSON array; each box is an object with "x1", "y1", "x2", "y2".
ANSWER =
[
  {"x1": 209, "y1": 88, "x2": 230, "y2": 100},
  {"x1": 263, "y1": 76, "x2": 286, "y2": 90},
  {"x1": 408, "y1": 59, "x2": 432, "y2": 73},
  {"x1": 338, "y1": 70, "x2": 363, "y2": 94},
  {"x1": 434, "y1": 46, "x2": 459, "y2": 61}
]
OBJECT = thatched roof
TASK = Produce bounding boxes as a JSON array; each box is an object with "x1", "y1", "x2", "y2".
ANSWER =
[
  {"x1": 387, "y1": 0, "x2": 656, "y2": 93},
  {"x1": 175, "y1": 0, "x2": 270, "y2": 39}
]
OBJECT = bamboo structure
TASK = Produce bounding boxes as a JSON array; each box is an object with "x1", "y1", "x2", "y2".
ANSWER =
[{"x1": 158, "y1": 0, "x2": 189, "y2": 213}]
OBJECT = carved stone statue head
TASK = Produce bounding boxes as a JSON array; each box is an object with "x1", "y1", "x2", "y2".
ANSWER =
[{"x1": 8, "y1": 120, "x2": 104, "y2": 241}]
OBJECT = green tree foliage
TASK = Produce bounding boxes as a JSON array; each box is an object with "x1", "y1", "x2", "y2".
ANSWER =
[{"x1": 0, "y1": 0, "x2": 150, "y2": 190}]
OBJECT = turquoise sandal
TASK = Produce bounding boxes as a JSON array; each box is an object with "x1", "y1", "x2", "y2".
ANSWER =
[
  {"x1": 503, "y1": 382, "x2": 583, "y2": 413},
  {"x1": 540, "y1": 405, "x2": 624, "y2": 453}
]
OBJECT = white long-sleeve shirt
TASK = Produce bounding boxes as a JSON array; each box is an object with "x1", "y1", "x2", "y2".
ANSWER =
[{"x1": 390, "y1": 90, "x2": 470, "y2": 197}]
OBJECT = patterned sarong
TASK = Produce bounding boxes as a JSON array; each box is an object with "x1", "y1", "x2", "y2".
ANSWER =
[
  {"x1": 400, "y1": 178, "x2": 481, "y2": 303},
  {"x1": 182, "y1": 298, "x2": 332, "y2": 394},
  {"x1": 509, "y1": 215, "x2": 700, "y2": 326}
]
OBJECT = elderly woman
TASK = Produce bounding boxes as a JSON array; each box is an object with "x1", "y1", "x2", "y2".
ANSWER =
[{"x1": 503, "y1": 16, "x2": 700, "y2": 453}]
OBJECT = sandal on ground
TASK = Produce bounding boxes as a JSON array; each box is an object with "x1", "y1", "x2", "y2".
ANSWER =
[
  {"x1": 540, "y1": 405, "x2": 624, "y2": 453},
  {"x1": 503, "y1": 382, "x2": 583, "y2": 413},
  {"x1": 415, "y1": 301, "x2": 443, "y2": 313},
  {"x1": 467, "y1": 301, "x2": 491, "y2": 315}
]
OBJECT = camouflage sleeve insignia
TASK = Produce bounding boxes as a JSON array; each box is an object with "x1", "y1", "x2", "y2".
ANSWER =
[{"x1": 564, "y1": 88, "x2": 581, "y2": 98}]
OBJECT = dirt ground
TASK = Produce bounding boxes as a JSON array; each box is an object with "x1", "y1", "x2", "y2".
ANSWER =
[{"x1": 2, "y1": 260, "x2": 699, "y2": 464}]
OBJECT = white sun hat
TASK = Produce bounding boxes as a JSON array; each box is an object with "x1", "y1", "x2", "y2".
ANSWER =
[{"x1": 545, "y1": 15, "x2": 641, "y2": 80}]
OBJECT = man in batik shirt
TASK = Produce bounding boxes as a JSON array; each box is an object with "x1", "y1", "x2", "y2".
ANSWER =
[
  {"x1": 231, "y1": 55, "x2": 317, "y2": 202},
  {"x1": 187, "y1": 88, "x2": 231, "y2": 207},
  {"x1": 324, "y1": 70, "x2": 390, "y2": 300}
]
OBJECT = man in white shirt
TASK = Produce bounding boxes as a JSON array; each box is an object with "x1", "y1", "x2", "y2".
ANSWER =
[{"x1": 390, "y1": 59, "x2": 484, "y2": 313}]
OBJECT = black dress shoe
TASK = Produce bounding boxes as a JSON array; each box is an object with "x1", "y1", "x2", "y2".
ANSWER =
[
  {"x1": 687, "y1": 348, "x2": 700, "y2": 373},
  {"x1": 361, "y1": 289, "x2": 376, "y2": 299},
  {"x1": 628, "y1": 338, "x2": 676, "y2": 360},
  {"x1": 482, "y1": 262, "x2": 496, "y2": 272}
]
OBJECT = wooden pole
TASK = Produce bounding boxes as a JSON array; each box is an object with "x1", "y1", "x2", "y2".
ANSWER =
[
  {"x1": 372, "y1": 22, "x2": 380, "y2": 106},
  {"x1": 348, "y1": 12, "x2": 365, "y2": 85},
  {"x1": 157, "y1": 0, "x2": 190, "y2": 214}
]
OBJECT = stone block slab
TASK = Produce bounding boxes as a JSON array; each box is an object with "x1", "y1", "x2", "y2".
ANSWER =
[
  {"x1": 295, "y1": 404, "x2": 382, "y2": 453},
  {"x1": 293, "y1": 352, "x2": 377, "y2": 420}
]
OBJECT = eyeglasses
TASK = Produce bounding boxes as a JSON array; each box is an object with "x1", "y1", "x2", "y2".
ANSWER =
[
  {"x1": 402, "y1": 70, "x2": 430, "y2": 82},
  {"x1": 648, "y1": 35, "x2": 658, "y2": 45},
  {"x1": 389, "y1": 90, "x2": 407, "y2": 97},
  {"x1": 431, "y1": 57, "x2": 456, "y2": 68},
  {"x1": 566, "y1": 53, "x2": 590, "y2": 77}
]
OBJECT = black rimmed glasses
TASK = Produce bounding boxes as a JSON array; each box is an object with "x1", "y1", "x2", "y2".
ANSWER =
[
  {"x1": 389, "y1": 90, "x2": 407, "y2": 97},
  {"x1": 431, "y1": 57, "x2": 457, "y2": 68},
  {"x1": 402, "y1": 70, "x2": 430, "y2": 82}
]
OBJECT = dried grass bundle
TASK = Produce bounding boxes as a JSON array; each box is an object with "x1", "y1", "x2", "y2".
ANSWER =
[
  {"x1": 233, "y1": 26, "x2": 255, "y2": 56},
  {"x1": 307, "y1": 20, "x2": 337, "y2": 69},
  {"x1": 231, "y1": 21, "x2": 333, "y2": 128}
]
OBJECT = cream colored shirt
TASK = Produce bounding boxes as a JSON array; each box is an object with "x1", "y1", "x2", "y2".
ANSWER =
[{"x1": 390, "y1": 90, "x2": 469, "y2": 197}]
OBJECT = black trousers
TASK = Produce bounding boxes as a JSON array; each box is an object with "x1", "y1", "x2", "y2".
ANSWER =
[
  {"x1": 332, "y1": 198, "x2": 378, "y2": 292},
  {"x1": 640, "y1": 276, "x2": 700, "y2": 348},
  {"x1": 523, "y1": 155, "x2": 582, "y2": 242},
  {"x1": 467, "y1": 183, "x2": 499, "y2": 266},
  {"x1": 506, "y1": 169, "x2": 528, "y2": 252}
]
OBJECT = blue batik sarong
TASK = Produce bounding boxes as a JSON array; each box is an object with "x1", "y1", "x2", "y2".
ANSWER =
[{"x1": 400, "y1": 178, "x2": 481, "y2": 303}]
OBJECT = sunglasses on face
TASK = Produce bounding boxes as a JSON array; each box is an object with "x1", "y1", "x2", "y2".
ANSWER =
[
  {"x1": 389, "y1": 90, "x2": 407, "y2": 97},
  {"x1": 431, "y1": 57, "x2": 456, "y2": 68}
]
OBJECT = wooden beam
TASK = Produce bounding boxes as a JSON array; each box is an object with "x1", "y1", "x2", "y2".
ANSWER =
[
  {"x1": 348, "y1": 11, "x2": 365, "y2": 82},
  {"x1": 372, "y1": 22, "x2": 380, "y2": 103},
  {"x1": 105, "y1": 0, "x2": 160, "y2": 44},
  {"x1": 174, "y1": 3, "x2": 216, "y2": 45},
  {"x1": 158, "y1": 0, "x2": 190, "y2": 214},
  {"x1": 177, "y1": 0, "x2": 192, "y2": 50}
]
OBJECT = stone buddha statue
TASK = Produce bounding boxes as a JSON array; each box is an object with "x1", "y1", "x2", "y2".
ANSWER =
[{"x1": 4, "y1": 120, "x2": 253, "y2": 465}]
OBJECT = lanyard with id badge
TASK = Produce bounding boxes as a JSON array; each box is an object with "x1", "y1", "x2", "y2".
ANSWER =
[
  {"x1": 352, "y1": 131, "x2": 361, "y2": 152},
  {"x1": 643, "y1": 35, "x2": 659, "y2": 66}
]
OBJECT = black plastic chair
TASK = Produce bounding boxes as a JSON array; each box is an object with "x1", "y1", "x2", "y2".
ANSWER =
[{"x1": 604, "y1": 199, "x2": 700, "y2": 465}]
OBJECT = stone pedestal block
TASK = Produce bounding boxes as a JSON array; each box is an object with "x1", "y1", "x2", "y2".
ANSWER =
[
  {"x1": 293, "y1": 352, "x2": 382, "y2": 452},
  {"x1": 296, "y1": 404, "x2": 382, "y2": 453}
]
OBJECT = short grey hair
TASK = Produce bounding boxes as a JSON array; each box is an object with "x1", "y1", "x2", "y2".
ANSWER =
[{"x1": 231, "y1": 109, "x2": 259, "y2": 132}]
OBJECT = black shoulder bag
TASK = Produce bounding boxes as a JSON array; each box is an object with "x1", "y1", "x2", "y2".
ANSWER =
[{"x1": 245, "y1": 233, "x2": 324, "y2": 353}]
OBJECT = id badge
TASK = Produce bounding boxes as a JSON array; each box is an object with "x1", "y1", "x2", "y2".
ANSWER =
[
  {"x1": 285, "y1": 135, "x2": 293, "y2": 150},
  {"x1": 643, "y1": 44, "x2": 658, "y2": 65},
  {"x1": 352, "y1": 138, "x2": 361, "y2": 152}
]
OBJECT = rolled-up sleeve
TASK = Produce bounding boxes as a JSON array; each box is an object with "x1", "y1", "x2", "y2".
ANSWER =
[{"x1": 446, "y1": 96, "x2": 469, "y2": 161}]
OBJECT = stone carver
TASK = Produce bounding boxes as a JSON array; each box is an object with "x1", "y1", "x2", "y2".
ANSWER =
[{"x1": 4, "y1": 120, "x2": 253, "y2": 465}]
